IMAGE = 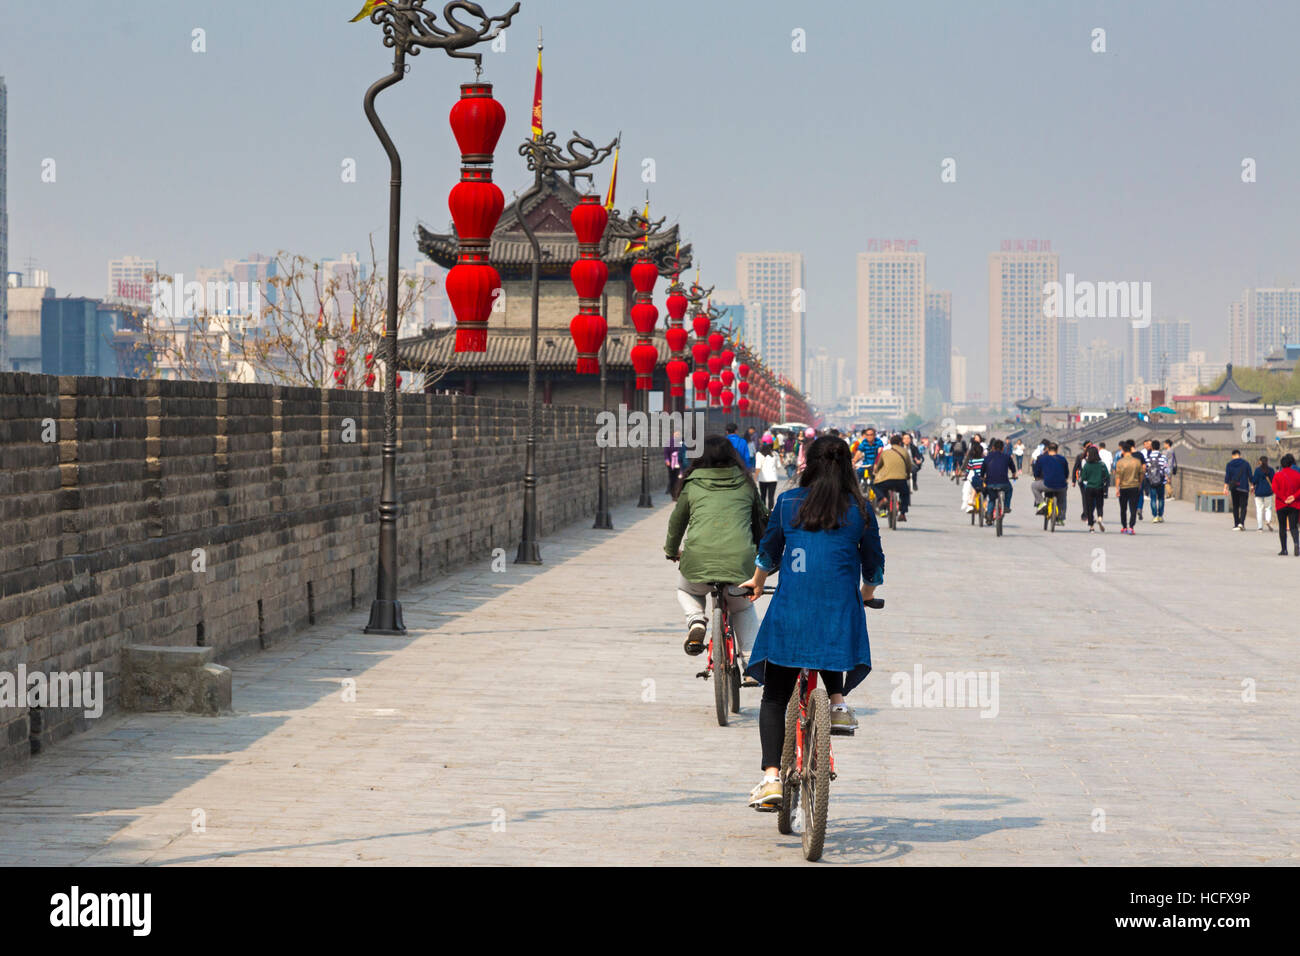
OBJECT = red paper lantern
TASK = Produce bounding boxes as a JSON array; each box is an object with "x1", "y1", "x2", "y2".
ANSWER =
[
  {"x1": 691, "y1": 368, "x2": 709, "y2": 394},
  {"x1": 666, "y1": 290, "x2": 688, "y2": 323},
  {"x1": 569, "y1": 313, "x2": 608, "y2": 373},
  {"x1": 569, "y1": 258, "x2": 608, "y2": 299},
  {"x1": 738, "y1": 363, "x2": 750, "y2": 378},
  {"x1": 720, "y1": 348, "x2": 735, "y2": 366},
  {"x1": 665, "y1": 325, "x2": 689, "y2": 353},
  {"x1": 570, "y1": 195, "x2": 608, "y2": 244},
  {"x1": 630, "y1": 260, "x2": 658, "y2": 294},
  {"x1": 666, "y1": 357, "x2": 689, "y2": 397},
  {"x1": 449, "y1": 82, "x2": 506, "y2": 163},
  {"x1": 720, "y1": 388, "x2": 734, "y2": 409},
  {"x1": 691, "y1": 341, "x2": 711, "y2": 365},
  {"x1": 738, "y1": 396, "x2": 750, "y2": 413},
  {"x1": 708, "y1": 331, "x2": 724, "y2": 352},
  {"x1": 692, "y1": 313, "x2": 711, "y2": 338},
  {"x1": 720, "y1": 369, "x2": 735, "y2": 387},
  {"x1": 737, "y1": 379, "x2": 750, "y2": 394},
  {"x1": 630, "y1": 302, "x2": 659, "y2": 334},
  {"x1": 631, "y1": 342, "x2": 658, "y2": 390},
  {"x1": 449, "y1": 83, "x2": 506, "y2": 353},
  {"x1": 568, "y1": 195, "x2": 610, "y2": 372},
  {"x1": 448, "y1": 178, "x2": 504, "y2": 241},
  {"x1": 707, "y1": 378, "x2": 723, "y2": 404}
]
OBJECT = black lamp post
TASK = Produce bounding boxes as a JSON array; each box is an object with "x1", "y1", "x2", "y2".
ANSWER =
[
  {"x1": 513, "y1": 129, "x2": 616, "y2": 564},
  {"x1": 361, "y1": 0, "x2": 519, "y2": 635}
]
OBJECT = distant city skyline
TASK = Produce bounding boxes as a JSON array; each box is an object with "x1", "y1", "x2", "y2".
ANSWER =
[{"x1": 6, "y1": 1, "x2": 1300, "y2": 396}]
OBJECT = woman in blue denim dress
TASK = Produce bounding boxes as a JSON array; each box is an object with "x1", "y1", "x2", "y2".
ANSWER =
[{"x1": 739, "y1": 436, "x2": 884, "y2": 810}]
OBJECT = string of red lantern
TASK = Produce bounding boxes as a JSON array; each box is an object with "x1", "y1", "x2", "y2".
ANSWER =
[
  {"x1": 447, "y1": 82, "x2": 506, "y2": 353},
  {"x1": 628, "y1": 219, "x2": 659, "y2": 390},
  {"x1": 663, "y1": 270, "x2": 689, "y2": 402},
  {"x1": 568, "y1": 195, "x2": 609, "y2": 373}
]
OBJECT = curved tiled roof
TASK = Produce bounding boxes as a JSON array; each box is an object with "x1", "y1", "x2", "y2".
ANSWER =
[{"x1": 397, "y1": 326, "x2": 671, "y2": 372}]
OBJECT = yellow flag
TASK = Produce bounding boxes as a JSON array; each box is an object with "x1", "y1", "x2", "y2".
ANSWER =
[
  {"x1": 350, "y1": 0, "x2": 387, "y2": 23},
  {"x1": 530, "y1": 46, "x2": 543, "y2": 141},
  {"x1": 603, "y1": 146, "x2": 619, "y2": 212}
]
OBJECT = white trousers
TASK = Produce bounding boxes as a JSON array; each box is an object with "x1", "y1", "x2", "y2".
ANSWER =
[
  {"x1": 1256, "y1": 496, "x2": 1274, "y2": 528},
  {"x1": 676, "y1": 576, "x2": 760, "y2": 656}
]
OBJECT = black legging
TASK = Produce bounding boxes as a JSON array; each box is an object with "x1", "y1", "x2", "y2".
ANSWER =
[
  {"x1": 1082, "y1": 486, "x2": 1106, "y2": 526},
  {"x1": 1279, "y1": 508, "x2": 1300, "y2": 553},
  {"x1": 759, "y1": 481, "x2": 777, "y2": 509},
  {"x1": 1119, "y1": 486, "x2": 1141, "y2": 529},
  {"x1": 759, "y1": 663, "x2": 844, "y2": 769}
]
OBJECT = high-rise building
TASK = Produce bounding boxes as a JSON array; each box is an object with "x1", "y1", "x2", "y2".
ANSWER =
[
  {"x1": 1, "y1": 76, "x2": 7, "y2": 370},
  {"x1": 737, "y1": 252, "x2": 805, "y2": 389},
  {"x1": 1128, "y1": 318, "x2": 1191, "y2": 387},
  {"x1": 1058, "y1": 318, "x2": 1080, "y2": 406},
  {"x1": 1245, "y1": 288, "x2": 1300, "y2": 366},
  {"x1": 713, "y1": 289, "x2": 763, "y2": 357},
  {"x1": 950, "y1": 348, "x2": 968, "y2": 404},
  {"x1": 1228, "y1": 295, "x2": 1252, "y2": 368},
  {"x1": 1076, "y1": 338, "x2": 1125, "y2": 407},
  {"x1": 924, "y1": 288, "x2": 951, "y2": 402},
  {"x1": 6, "y1": 283, "x2": 51, "y2": 374},
  {"x1": 107, "y1": 256, "x2": 160, "y2": 309},
  {"x1": 400, "y1": 259, "x2": 448, "y2": 337},
  {"x1": 856, "y1": 249, "x2": 926, "y2": 413},
  {"x1": 805, "y1": 346, "x2": 833, "y2": 407},
  {"x1": 834, "y1": 357, "x2": 851, "y2": 400},
  {"x1": 988, "y1": 249, "x2": 1060, "y2": 405}
]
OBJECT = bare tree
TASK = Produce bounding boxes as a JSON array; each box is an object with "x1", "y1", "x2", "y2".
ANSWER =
[{"x1": 132, "y1": 241, "x2": 448, "y2": 390}]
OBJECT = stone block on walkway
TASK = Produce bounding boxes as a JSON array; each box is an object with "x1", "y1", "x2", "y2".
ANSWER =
[{"x1": 122, "y1": 645, "x2": 232, "y2": 715}]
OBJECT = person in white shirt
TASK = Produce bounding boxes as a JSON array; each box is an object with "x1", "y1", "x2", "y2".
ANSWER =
[
  {"x1": 754, "y1": 440, "x2": 781, "y2": 508},
  {"x1": 1012, "y1": 439, "x2": 1026, "y2": 471},
  {"x1": 1097, "y1": 442, "x2": 1114, "y2": 471}
]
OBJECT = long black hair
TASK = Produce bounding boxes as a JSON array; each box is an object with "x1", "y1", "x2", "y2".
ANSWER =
[
  {"x1": 673, "y1": 434, "x2": 754, "y2": 500},
  {"x1": 794, "y1": 436, "x2": 868, "y2": 531}
]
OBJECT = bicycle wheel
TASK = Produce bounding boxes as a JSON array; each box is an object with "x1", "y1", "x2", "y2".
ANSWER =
[
  {"x1": 776, "y1": 689, "x2": 799, "y2": 835},
  {"x1": 888, "y1": 493, "x2": 897, "y2": 530},
  {"x1": 977, "y1": 494, "x2": 985, "y2": 527},
  {"x1": 712, "y1": 608, "x2": 729, "y2": 726},
  {"x1": 996, "y1": 501, "x2": 1003, "y2": 537},
  {"x1": 801, "y1": 687, "x2": 832, "y2": 862},
  {"x1": 1050, "y1": 505, "x2": 1057, "y2": 533}
]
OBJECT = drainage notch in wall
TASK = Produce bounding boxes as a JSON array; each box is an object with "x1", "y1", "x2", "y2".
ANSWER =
[
  {"x1": 29, "y1": 706, "x2": 42, "y2": 756},
  {"x1": 257, "y1": 599, "x2": 266, "y2": 650},
  {"x1": 418, "y1": 544, "x2": 424, "y2": 580},
  {"x1": 197, "y1": 620, "x2": 206, "y2": 647},
  {"x1": 350, "y1": 569, "x2": 357, "y2": 609},
  {"x1": 307, "y1": 581, "x2": 316, "y2": 625}
]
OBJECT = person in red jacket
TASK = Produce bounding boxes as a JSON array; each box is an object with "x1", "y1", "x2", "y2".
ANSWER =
[{"x1": 1271, "y1": 453, "x2": 1300, "y2": 556}]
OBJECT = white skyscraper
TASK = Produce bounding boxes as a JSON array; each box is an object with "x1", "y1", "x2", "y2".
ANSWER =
[
  {"x1": 950, "y1": 348, "x2": 968, "y2": 404},
  {"x1": 988, "y1": 247, "x2": 1060, "y2": 405},
  {"x1": 107, "y1": 256, "x2": 160, "y2": 309},
  {"x1": 857, "y1": 248, "x2": 926, "y2": 414},
  {"x1": 737, "y1": 252, "x2": 805, "y2": 389}
]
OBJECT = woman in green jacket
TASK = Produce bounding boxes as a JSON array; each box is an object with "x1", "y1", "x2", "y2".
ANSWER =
[
  {"x1": 665, "y1": 435, "x2": 769, "y2": 656},
  {"x1": 1079, "y1": 445, "x2": 1109, "y2": 532}
]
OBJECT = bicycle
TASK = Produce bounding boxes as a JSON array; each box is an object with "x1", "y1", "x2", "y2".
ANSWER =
[
  {"x1": 985, "y1": 485, "x2": 1005, "y2": 537},
  {"x1": 884, "y1": 485, "x2": 900, "y2": 530},
  {"x1": 1041, "y1": 491, "x2": 1062, "y2": 532},
  {"x1": 774, "y1": 597, "x2": 885, "y2": 862},
  {"x1": 970, "y1": 484, "x2": 984, "y2": 527},
  {"x1": 696, "y1": 582, "x2": 755, "y2": 725}
]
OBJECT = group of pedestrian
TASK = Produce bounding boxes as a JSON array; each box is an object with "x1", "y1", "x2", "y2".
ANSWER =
[{"x1": 1226, "y1": 449, "x2": 1300, "y2": 555}]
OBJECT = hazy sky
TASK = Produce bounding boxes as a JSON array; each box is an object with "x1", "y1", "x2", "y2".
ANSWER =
[{"x1": 5, "y1": 0, "x2": 1300, "y2": 396}]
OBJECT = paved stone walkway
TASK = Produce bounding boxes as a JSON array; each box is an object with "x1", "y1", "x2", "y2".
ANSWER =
[{"x1": 1, "y1": 477, "x2": 1296, "y2": 865}]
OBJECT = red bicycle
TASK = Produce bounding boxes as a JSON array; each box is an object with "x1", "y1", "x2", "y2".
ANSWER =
[
  {"x1": 775, "y1": 597, "x2": 884, "y2": 862},
  {"x1": 697, "y1": 582, "x2": 755, "y2": 726}
]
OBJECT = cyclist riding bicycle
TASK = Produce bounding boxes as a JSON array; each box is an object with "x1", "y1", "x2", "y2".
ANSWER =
[
  {"x1": 664, "y1": 435, "x2": 769, "y2": 658},
  {"x1": 871, "y1": 433, "x2": 912, "y2": 522},
  {"x1": 739, "y1": 436, "x2": 883, "y2": 811},
  {"x1": 851, "y1": 427, "x2": 883, "y2": 489},
  {"x1": 1032, "y1": 441, "x2": 1069, "y2": 523},
  {"x1": 979, "y1": 438, "x2": 1017, "y2": 519}
]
